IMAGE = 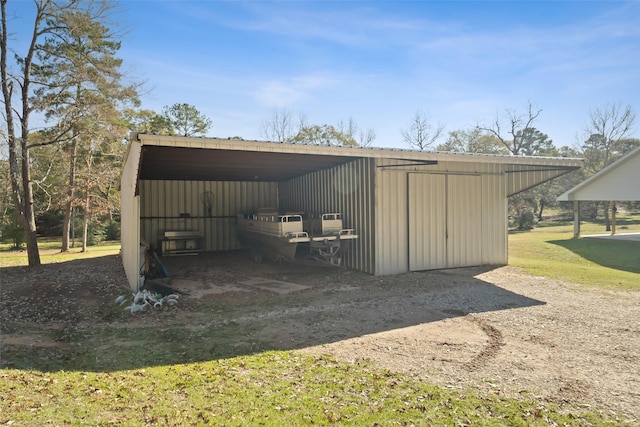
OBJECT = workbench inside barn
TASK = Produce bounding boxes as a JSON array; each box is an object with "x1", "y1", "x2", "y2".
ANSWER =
[{"x1": 161, "y1": 230, "x2": 204, "y2": 255}]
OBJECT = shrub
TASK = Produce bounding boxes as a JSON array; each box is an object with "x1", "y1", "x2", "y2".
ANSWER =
[
  {"x1": 516, "y1": 210, "x2": 536, "y2": 230},
  {"x1": 104, "y1": 219, "x2": 121, "y2": 241},
  {"x1": 87, "y1": 222, "x2": 106, "y2": 246},
  {"x1": 1, "y1": 219, "x2": 25, "y2": 248}
]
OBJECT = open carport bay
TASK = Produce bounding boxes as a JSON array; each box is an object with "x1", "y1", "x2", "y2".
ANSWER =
[{"x1": 121, "y1": 134, "x2": 582, "y2": 288}]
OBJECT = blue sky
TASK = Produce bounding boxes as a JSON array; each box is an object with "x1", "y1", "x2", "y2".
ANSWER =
[{"x1": 10, "y1": 0, "x2": 640, "y2": 149}]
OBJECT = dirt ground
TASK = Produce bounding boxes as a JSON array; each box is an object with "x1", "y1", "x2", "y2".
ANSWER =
[{"x1": 1, "y1": 251, "x2": 638, "y2": 422}]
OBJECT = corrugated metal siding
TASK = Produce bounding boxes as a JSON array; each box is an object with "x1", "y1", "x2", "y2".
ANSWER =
[
  {"x1": 481, "y1": 174, "x2": 508, "y2": 264},
  {"x1": 279, "y1": 158, "x2": 375, "y2": 274},
  {"x1": 507, "y1": 166, "x2": 573, "y2": 196},
  {"x1": 120, "y1": 142, "x2": 143, "y2": 290},
  {"x1": 447, "y1": 174, "x2": 483, "y2": 267},
  {"x1": 375, "y1": 158, "x2": 508, "y2": 274},
  {"x1": 122, "y1": 136, "x2": 578, "y2": 287},
  {"x1": 409, "y1": 174, "x2": 446, "y2": 271},
  {"x1": 139, "y1": 180, "x2": 278, "y2": 251},
  {"x1": 129, "y1": 152, "x2": 511, "y2": 281},
  {"x1": 374, "y1": 167, "x2": 408, "y2": 275}
]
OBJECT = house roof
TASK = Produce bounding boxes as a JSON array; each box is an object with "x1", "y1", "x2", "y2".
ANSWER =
[{"x1": 557, "y1": 146, "x2": 640, "y2": 201}]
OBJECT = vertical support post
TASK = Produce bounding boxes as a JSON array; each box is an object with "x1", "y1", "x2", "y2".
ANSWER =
[
  {"x1": 573, "y1": 200, "x2": 580, "y2": 238},
  {"x1": 610, "y1": 200, "x2": 616, "y2": 236}
]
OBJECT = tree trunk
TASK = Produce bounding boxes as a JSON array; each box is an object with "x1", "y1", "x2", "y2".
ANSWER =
[
  {"x1": 573, "y1": 200, "x2": 580, "y2": 238},
  {"x1": 71, "y1": 207, "x2": 76, "y2": 248},
  {"x1": 61, "y1": 137, "x2": 77, "y2": 252},
  {"x1": 82, "y1": 190, "x2": 89, "y2": 252},
  {"x1": 61, "y1": 201, "x2": 71, "y2": 251},
  {"x1": 604, "y1": 201, "x2": 611, "y2": 232},
  {"x1": 538, "y1": 200, "x2": 545, "y2": 222},
  {"x1": 1, "y1": 0, "x2": 40, "y2": 266},
  {"x1": 589, "y1": 203, "x2": 598, "y2": 221},
  {"x1": 20, "y1": 137, "x2": 41, "y2": 266},
  {"x1": 610, "y1": 201, "x2": 616, "y2": 235}
]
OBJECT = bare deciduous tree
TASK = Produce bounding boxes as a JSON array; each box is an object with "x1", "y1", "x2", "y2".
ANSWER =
[
  {"x1": 478, "y1": 101, "x2": 542, "y2": 155},
  {"x1": 2, "y1": 0, "x2": 140, "y2": 261},
  {"x1": 262, "y1": 111, "x2": 375, "y2": 147},
  {"x1": 583, "y1": 102, "x2": 636, "y2": 231},
  {"x1": 1, "y1": 0, "x2": 56, "y2": 266},
  {"x1": 337, "y1": 117, "x2": 376, "y2": 148},
  {"x1": 401, "y1": 110, "x2": 444, "y2": 151},
  {"x1": 585, "y1": 102, "x2": 636, "y2": 166},
  {"x1": 260, "y1": 108, "x2": 306, "y2": 143}
]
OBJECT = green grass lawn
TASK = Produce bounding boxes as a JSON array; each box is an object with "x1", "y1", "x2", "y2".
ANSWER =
[
  {"x1": 0, "y1": 238, "x2": 121, "y2": 268},
  {"x1": 0, "y1": 353, "x2": 621, "y2": 426},
  {"x1": 509, "y1": 214, "x2": 640, "y2": 291}
]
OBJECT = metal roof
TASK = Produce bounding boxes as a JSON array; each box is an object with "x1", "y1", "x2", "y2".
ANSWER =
[
  {"x1": 139, "y1": 145, "x2": 358, "y2": 182},
  {"x1": 134, "y1": 133, "x2": 582, "y2": 182}
]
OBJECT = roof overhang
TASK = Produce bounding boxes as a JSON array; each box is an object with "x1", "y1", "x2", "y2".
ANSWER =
[
  {"x1": 138, "y1": 145, "x2": 360, "y2": 182},
  {"x1": 132, "y1": 133, "x2": 582, "y2": 187}
]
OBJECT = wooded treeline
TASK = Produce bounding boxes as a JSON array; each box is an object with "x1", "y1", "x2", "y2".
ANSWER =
[
  {"x1": 261, "y1": 103, "x2": 638, "y2": 231},
  {"x1": 0, "y1": 0, "x2": 216, "y2": 263},
  {"x1": 1, "y1": 1, "x2": 638, "y2": 267}
]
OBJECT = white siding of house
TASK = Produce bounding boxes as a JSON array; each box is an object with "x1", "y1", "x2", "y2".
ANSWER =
[{"x1": 558, "y1": 148, "x2": 640, "y2": 201}]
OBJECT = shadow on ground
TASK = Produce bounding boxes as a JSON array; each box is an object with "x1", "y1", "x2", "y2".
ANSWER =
[
  {"x1": 1, "y1": 252, "x2": 544, "y2": 372},
  {"x1": 548, "y1": 237, "x2": 640, "y2": 274}
]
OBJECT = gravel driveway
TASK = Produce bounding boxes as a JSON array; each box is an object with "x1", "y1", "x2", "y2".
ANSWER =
[{"x1": 2, "y1": 252, "x2": 638, "y2": 422}]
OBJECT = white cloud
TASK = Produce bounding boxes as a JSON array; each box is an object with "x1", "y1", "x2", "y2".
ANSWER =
[
  {"x1": 198, "y1": 2, "x2": 456, "y2": 50},
  {"x1": 255, "y1": 74, "x2": 337, "y2": 108}
]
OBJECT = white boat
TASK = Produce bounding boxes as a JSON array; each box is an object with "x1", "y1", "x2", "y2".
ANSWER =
[
  {"x1": 236, "y1": 208, "x2": 310, "y2": 262},
  {"x1": 237, "y1": 209, "x2": 358, "y2": 265},
  {"x1": 305, "y1": 213, "x2": 358, "y2": 265}
]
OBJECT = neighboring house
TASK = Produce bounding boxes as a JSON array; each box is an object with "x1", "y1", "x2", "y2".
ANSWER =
[
  {"x1": 121, "y1": 133, "x2": 581, "y2": 291},
  {"x1": 558, "y1": 146, "x2": 640, "y2": 238}
]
